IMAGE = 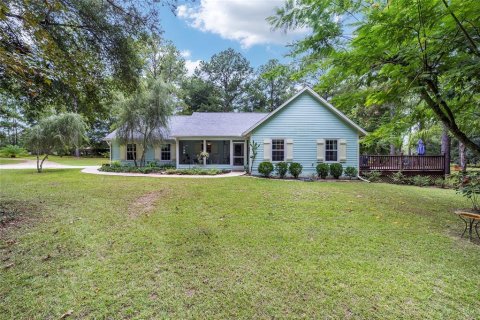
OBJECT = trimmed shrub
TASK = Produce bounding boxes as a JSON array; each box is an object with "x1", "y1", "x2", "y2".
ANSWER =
[
  {"x1": 344, "y1": 166, "x2": 358, "y2": 179},
  {"x1": 329, "y1": 163, "x2": 343, "y2": 179},
  {"x1": 275, "y1": 162, "x2": 289, "y2": 178},
  {"x1": 289, "y1": 162, "x2": 303, "y2": 178},
  {"x1": 316, "y1": 163, "x2": 329, "y2": 179},
  {"x1": 412, "y1": 175, "x2": 431, "y2": 187},
  {"x1": 0, "y1": 145, "x2": 28, "y2": 158},
  {"x1": 258, "y1": 161, "x2": 274, "y2": 177}
]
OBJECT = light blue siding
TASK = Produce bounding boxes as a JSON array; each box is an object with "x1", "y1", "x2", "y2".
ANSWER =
[{"x1": 249, "y1": 92, "x2": 360, "y2": 177}]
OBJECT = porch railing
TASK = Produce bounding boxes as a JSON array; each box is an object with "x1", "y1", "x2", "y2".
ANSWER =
[{"x1": 359, "y1": 155, "x2": 446, "y2": 173}]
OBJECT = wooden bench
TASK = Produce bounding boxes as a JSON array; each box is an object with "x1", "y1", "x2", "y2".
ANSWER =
[{"x1": 455, "y1": 210, "x2": 480, "y2": 240}]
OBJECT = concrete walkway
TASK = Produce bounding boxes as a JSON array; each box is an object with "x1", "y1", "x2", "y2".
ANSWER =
[
  {"x1": 81, "y1": 166, "x2": 246, "y2": 178},
  {"x1": 0, "y1": 159, "x2": 98, "y2": 170}
]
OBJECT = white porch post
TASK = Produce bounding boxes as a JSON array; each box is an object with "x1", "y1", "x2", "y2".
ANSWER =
[
  {"x1": 230, "y1": 140, "x2": 233, "y2": 166},
  {"x1": 203, "y1": 139, "x2": 207, "y2": 166},
  {"x1": 244, "y1": 139, "x2": 247, "y2": 168},
  {"x1": 107, "y1": 141, "x2": 112, "y2": 163},
  {"x1": 175, "y1": 138, "x2": 179, "y2": 168}
]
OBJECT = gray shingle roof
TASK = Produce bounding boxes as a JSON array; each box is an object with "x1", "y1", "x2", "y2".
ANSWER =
[{"x1": 104, "y1": 112, "x2": 268, "y2": 140}]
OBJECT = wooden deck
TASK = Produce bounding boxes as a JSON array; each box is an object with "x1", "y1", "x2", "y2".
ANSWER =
[{"x1": 360, "y1": 155, "x2": 446, "y2": 175}]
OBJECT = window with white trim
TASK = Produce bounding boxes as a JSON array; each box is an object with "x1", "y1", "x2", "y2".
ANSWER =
[
  {"x1": 161, "y1": 144, "x2": 171, "y2": 161},
  {"x1": 272, "y1": 139, "x2": 285, "y2": 161},
  {"x1": 127, "y1": 144, "x2": 136, "y2": 161},
  {"x1": 325, "y1": 139, "x2": 338, "y2": 162}
]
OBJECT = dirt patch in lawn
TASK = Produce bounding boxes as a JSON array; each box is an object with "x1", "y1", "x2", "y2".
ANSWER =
[
  {"x1": 128, "y1": 190, "x2": 167, "y2": 218},
  {"x1": 0, "y1": 199, "x2": 41, "y2": 233}
]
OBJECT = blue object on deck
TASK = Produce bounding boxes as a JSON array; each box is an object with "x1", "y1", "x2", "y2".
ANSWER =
[{"x1": 417, "y1": 139, "x2": 426, "y2": 155}]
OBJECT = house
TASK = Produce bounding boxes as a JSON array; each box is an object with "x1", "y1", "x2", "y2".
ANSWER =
[{"x1": 105, "y1": 87, "x2": 367, "y2": 176}]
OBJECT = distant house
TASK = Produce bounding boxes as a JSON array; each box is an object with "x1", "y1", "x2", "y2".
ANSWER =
[{"x1": 105, "y1": 87, "x2": 367, "y2": 177}]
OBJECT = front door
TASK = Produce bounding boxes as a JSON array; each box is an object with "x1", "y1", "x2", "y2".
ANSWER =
[{"x1": 233, "y1": 142, "x2": 245, "y2": 167}]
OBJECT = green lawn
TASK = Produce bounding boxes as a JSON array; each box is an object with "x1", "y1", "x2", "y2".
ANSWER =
[
  {"x1": 0, "y1": 158, "x2": 26, "y2": 165},
  {"x1": 22, "y1": 155, "x2": 107, "y2": 166},
  {"x1": 1, "y1": 170, "x2": 479, "y2": 319}
]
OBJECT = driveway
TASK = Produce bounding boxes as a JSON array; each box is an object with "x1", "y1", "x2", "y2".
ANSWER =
[{"x1": 0, "y1": 159, "x2": 98, "y2": 170}]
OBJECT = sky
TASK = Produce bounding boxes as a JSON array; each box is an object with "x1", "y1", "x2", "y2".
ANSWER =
[{"x1": 159, "y1": 0, "x2": 307, "y2": 75}]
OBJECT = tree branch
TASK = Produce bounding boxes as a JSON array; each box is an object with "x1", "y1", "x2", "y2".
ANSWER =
[{"x1": 441, "y1": 0, "x2": 480, "y2": 57}]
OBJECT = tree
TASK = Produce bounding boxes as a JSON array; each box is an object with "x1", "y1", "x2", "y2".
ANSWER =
[
  {"x1": 0, "y1": 0, "x2": 175, "y2": 121},
  {"x1": 142, "y1": 35, "x2": 187, "y2": 84},
  {"x1": 0, "y1": 92, "x2": 25, "y2": 146},
  {"x1": 181, "y1": 76, "x2": 222, "y2": 114},
  {"x1": 270, "y1": 0, "x2": 480, "y2": 156},
  {"x1": 258, "y1": 59, "x2": 296, "y2": 112},
  {"x1": 196, "y1": 48, "x2": 253, "y2": 112},
  {"x1": 25, "y1": 113, "x2": 87, "y2": 173},
  {"x1": 115, "y1": 79, "x2": 175, "y2": 166}
]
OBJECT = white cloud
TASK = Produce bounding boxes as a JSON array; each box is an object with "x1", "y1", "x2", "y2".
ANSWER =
[
  {"x1": 177, "y1": 0, "x2": 306, "y2": 48},
  {"x1": 180, "y1": 50, "x2": 191, "y2": 58},
  {"x1": 185, "y1": 59, "x2": 201, "y2": 76}
]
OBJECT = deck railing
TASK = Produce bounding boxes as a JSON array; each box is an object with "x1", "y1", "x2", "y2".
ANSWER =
[{"x1": 359, "y1": 155, "x2": 446, "y2": 173}]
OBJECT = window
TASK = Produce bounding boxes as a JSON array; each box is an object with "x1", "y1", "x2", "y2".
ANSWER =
[
  {"x1": 325, "y1": 139, "x2": 338, "y2": 161},
  {"x1": 126, "y1": 144, "x2": 136, "y2": 161},
  {"x1": 161, "y1": 144, "x2": 171, "y2": 161},
  {"x1": 272, "y1": 139, "x2": 285, "y2": 161}
]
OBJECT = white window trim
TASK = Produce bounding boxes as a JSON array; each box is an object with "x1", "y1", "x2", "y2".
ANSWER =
[
  {"x1": 324, "y1": 139, "x2": 339, "y2": 163},
  {"x1": 271, "y1": 138, "x2": 286, "y2": 162}
]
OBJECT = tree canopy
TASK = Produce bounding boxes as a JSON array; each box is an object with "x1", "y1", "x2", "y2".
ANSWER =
[
  {"x1": 25, "y1": 112, "x2": 87, "y2": 172},
  {"x1": 0, "y1": 0, "x2": 176, "y2": 122},
  {"x1": 270, "y1": 0, "x2": 480, "y2": 156},
  {"x1": 115, "y1": 79, "x2": 175, "y2": 166}
]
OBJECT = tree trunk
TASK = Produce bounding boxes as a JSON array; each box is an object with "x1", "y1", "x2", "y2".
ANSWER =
[
  {"x1": 441, "y1": 125, "x2": 451, "y2": 174},
  {"x1": 459, "y1": 142, "x2": 467, "y2": 173}
]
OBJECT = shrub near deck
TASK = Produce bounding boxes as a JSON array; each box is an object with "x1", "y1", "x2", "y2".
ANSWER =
[{"x1": 1, "y1": 170, "x2": 479, "y2": 319}]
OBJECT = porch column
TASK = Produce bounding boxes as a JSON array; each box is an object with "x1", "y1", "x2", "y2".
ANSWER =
[
  {"x1": 230, "y1": 140, "x2": 233, "y2": 165},
  {"x1": 107, "y1": 141, "x2": 112, "y2": 163},
  {"x1": 244, "y1": 140, "x2": 247, "y2": 168},
  {"x1": 203, "y1": 139, "x2": 207, "y2": 166},
  {"x1": 175, "y1": 138, "x2": 179, "y2": 168}
]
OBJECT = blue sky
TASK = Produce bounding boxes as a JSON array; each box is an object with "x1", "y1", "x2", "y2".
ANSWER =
[{"x1": 159, "y1": 0, "x2": 307, "y2": 74}]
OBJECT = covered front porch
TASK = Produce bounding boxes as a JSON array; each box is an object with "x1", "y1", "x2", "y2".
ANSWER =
[{"x1": 175, "y1": 137, "x2": 247, "y2": 171}]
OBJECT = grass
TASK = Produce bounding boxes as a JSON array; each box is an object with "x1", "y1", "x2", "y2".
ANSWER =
[
  {"x1": 0, "y1": 158, "x2": 26, "y2": 165},
  {"x1": 1, "y1": 170, "x2": 479, "y2": 319},
  {"x1": 22, "y1": 155, "x2": 107, "y2": 166}
]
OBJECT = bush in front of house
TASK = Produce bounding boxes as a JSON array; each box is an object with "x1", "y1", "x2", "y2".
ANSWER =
[
  {"x1": 316, "y1": 163, "x2": 329, "y2": 179},
  {"x1": 344, "y1": 166, "x2": 357, "y2": 179},
  {"x1": 165, "y1": 168, "x2": 228, "y2": 175},
  {"x1": 258, "y1": 161, "x2": 274, "y2": 177},
  {"x1": 275, "y1": 162, "x2": 289, "y2": 178},
  {"x1": 289, "y1": 162, "x2": 303, "y2": 178},
  {"x1": 329, "y1": 163, "x2": 343, "y2": 179}
]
